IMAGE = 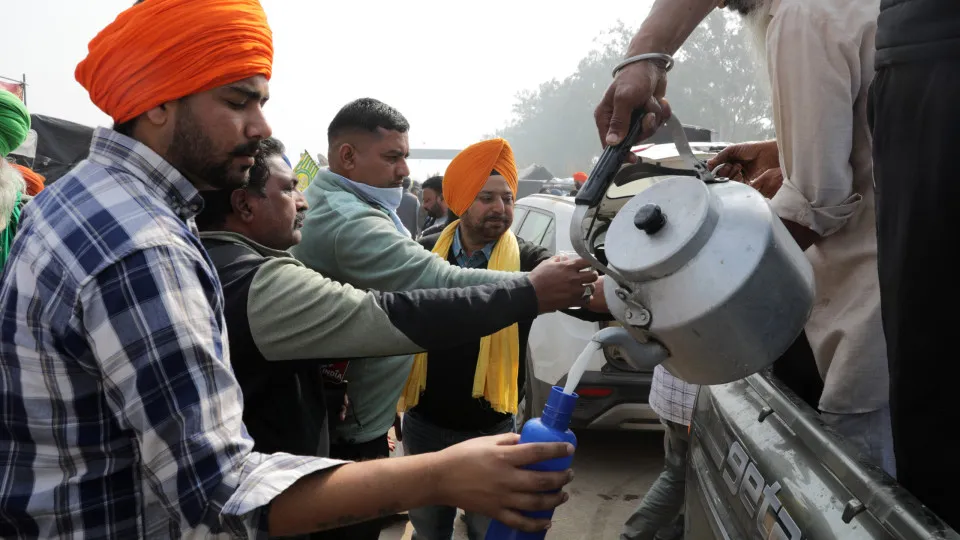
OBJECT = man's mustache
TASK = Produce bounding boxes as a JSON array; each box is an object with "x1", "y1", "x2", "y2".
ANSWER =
[
  {"x1": 231, "y1": 141, "x2": 260, "y2": 157},
  {"x1": 294, "y1": 212, "x2": 306, "y2": 229}
]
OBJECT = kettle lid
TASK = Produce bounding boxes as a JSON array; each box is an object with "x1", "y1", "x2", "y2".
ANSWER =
[{"x1": 605, "y1": 176, "x2": 719, "y2": 281}]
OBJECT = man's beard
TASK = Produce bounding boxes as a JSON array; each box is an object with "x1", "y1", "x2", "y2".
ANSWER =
[
  {"x1": 167, "y1": 104, "x2": 259, "y2": 190},
  {"x1": 0, "y1": 163, "x2": 26, "y2": 232},
  {"x1": 724, "y1": 0, "x2": 765, "y2": 16},
  {"x1": 742, "y1": 0, "x2": 773, "y2": 58},
  {"x1": 465, "y1": 214, "x2": 510, "y2": 244},
  {"x1": 733, "y1": 0, "x2": 774, "y2": 98}
]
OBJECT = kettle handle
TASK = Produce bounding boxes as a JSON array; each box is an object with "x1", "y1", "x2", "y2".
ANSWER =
[
  {"x1": 576, "y1": 112, "x2": 721, "y2": 210},
  {"x1": 575, "y1": 109, "x2": 649, "y2": 208},
  {"x1": 663, "y1": 115, "x2": 722, "y2": 183}
]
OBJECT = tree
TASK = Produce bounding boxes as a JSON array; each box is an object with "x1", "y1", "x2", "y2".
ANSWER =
[{"x1": 494, "y1": 12, "x2": 773, "y2": 177}]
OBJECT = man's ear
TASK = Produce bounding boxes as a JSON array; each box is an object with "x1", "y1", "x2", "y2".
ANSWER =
[
  {"x1": 143, "y1": 100, "x2": 176, "y2": 128},
  {"x1": 337, "y1": 142, "x2": 357, "y2": 172},
  {"x1": 230, "y1": 189, "x2": 256, "y2": 223}
]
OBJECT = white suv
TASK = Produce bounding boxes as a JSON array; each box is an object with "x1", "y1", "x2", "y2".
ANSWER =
[{"x1": 516, "y1": 141, "x2": 730, "y2": 430}]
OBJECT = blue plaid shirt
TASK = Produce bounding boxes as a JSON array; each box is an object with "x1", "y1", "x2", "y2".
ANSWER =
[
  {"x1": 452, "y1": 227, "x2": 497, "y2": 268},
  {"x1": 0, "y1": 128, "x2": 339, "y2": 539}
]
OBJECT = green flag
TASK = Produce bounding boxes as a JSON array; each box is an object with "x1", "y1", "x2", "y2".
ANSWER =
[{"x1": 293, "y1": 150, "x2": 320, "y2": 191}]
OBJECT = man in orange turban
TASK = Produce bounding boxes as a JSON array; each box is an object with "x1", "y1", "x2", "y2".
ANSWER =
[
  {"x1": 75, "y1": 0, "x2": 274, "y2": 190},
  {"x1": 572, "y1": 171, "x2": 588, "y2": 195},
  {"x1": 400, "y1": 138, "x2": 608, "y2": 539}
]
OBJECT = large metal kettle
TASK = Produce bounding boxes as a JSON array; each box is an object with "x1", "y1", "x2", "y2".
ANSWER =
[{"x1": 571, "y1": 114, "x2": 814, "y2": 385}]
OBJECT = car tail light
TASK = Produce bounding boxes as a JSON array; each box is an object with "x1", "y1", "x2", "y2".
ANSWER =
[
  {"x1": 575, "y1": 386, "x2": 614, "y2": 398},
  {"x1": 598, "y1": 321, "x2": 648, "y2": 373}
]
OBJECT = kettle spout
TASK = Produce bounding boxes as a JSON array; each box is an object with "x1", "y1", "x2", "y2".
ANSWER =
[{"x1": 591, "y1": 327, "x2": 669, "y2": 371}]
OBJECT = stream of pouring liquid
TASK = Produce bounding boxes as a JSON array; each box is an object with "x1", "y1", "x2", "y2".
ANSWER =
[{"x1": 563, "y1": 340, "x2": 602, "y2": 395}]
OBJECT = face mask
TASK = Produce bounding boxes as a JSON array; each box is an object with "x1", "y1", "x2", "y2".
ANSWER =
[
  {"x1": 338, "y1": 176, "x2": 403, "y2": 211},
  {"x1": 332, "y1": 172, "x2": 409, "y2": 235}
]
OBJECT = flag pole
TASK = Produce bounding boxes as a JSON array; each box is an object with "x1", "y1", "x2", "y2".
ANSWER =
[{"x1": 0, "y1": 74, "x2": 27, "y2": 104}]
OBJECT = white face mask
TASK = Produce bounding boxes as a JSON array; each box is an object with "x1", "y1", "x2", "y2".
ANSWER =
[
  {"x1": 339, "y1": 176, "x2": 404, "y2": 211},
  {"x1": 332, "y1": 172, "x2": 410, "y2": 236}
]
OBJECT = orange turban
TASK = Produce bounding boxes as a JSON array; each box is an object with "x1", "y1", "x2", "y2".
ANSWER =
[
  {"x1": 75, "y1": 0, "x2": 273, "y2": 124},
  {"x1": 443, "y1": 138, "x2": 518, "y2": 216},
  {"x1": 12, "y1": 164, "x2": 44, "y2": 196},
  {"x1": 573, "y1": 171, "x2": 588, "y2": 183}
]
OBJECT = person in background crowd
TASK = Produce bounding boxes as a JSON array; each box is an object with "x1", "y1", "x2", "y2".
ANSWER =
[
  {"x1": 0, "y1": 89, "x2": 33, "y2": 271},
  {"x1": 402, "y1": 138, "x2": 612, "y2": 540},
  {"x1": 398, "y1": 176, "x2": 421, "y2": 238},
  {"x1": 620, "y1": 367, "x2": 697, "y2": 540},
  {"x1": 0, "y1": 162, "x2": 28, "y2": 272},
  {"x1": 11, "y1": 164, "x2": 45, "y2": 196},
  {"x1": 292, "y1": 97, "x2": 600, "y2": 540},
  {"x1": 0, "y1": 2, "x2": 575, "y2": 537},
  {"x1": 420, "y1": 174, "x2": 449, "y2": 235},
  {"x1": 570, "y1": 171, "x2": 588, "y2": 196},
  {"x1": 197, "y1": 136, "x2": 597, "y2": 540},
  {"x1": 707, "y1": 0, "x2": 893, "y2": 475}
]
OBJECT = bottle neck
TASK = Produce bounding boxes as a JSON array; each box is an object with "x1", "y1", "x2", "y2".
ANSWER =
[
  {"x1": 541, "y1": 407, "x2": 572, "y2": 431},
  {"x1": 541, "y1": 386, "x2": 577, "y2": 431}
]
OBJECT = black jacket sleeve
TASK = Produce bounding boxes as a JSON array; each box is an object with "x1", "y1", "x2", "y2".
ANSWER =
[{"x1": 377, "y1": 277, "x2": 538, "y2": 350}]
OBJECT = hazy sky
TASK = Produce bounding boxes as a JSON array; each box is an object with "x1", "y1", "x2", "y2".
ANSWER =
[{"x1": 4, "y1": 0, "x2": 654, "y2": 179}]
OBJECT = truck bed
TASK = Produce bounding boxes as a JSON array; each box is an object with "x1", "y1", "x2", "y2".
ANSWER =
[{"x1": 685, "y1": 372, "x2": 958, "y2": 539}]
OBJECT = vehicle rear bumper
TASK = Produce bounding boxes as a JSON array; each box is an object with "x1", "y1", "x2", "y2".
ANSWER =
[
  {"x1": 558, "y1": 370, "x2": 663, "y2": 431},
  {"x1": 584, "y1": 402, "x2": 663, "y2": 430}
]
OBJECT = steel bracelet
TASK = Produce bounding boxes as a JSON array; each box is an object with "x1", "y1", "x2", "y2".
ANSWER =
[{"x1": 612, "y1": 53, "x2": 675, "y2": 78}]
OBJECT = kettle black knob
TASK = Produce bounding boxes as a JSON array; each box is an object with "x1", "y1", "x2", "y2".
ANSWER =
[{"x1": 634, "y1": 203, "x2": 666, "y2": 234}]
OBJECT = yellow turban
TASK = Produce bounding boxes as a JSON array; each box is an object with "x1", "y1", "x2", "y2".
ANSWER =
[
  {"x1": 443, "y1": 138, "x2": 518, "y2": 216},
  {"x1": 75, "y1": 0, "x2": 273, "y2": 124}
]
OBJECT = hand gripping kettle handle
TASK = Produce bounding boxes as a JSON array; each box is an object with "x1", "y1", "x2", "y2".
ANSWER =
[{"x1": 575, "y1": 109, "x2": 648, "y2": 207}]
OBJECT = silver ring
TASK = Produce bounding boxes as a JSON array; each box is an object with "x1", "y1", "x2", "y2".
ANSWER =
[{"x1": 582, "y1": 283, "x2": 596, "y2": 299}]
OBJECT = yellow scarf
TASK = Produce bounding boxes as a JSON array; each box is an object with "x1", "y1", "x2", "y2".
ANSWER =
[{"x1": 398, "y1": 220, "x2": 522, "y2": 414}]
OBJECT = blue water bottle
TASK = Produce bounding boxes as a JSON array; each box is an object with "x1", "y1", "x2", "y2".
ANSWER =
[{"x1": 485, "y1": 386, "x2": 578, "y2": 540}]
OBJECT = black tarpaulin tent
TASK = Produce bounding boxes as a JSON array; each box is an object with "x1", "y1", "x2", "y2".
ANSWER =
[
  {"x1": 9, "y1": 114, "x2": 94, "y2": 184},
  {"x1": 516, "y1": 164, "x2": 557, "y2": 199},
  {"x1": 518, "y1": 164, "x2": 554, "y2": 181}
]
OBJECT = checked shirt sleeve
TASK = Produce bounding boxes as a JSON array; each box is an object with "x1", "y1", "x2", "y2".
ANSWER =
[{"x1": 79, "y1": 241, "x2": 341, "y2": 538}]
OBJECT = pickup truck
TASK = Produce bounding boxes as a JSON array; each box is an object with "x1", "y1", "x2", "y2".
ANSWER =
[{"x1": 687, "y1": 372, "x2": 959, "y2": 539}]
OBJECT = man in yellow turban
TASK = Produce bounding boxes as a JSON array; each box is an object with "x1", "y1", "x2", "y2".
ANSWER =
[{"x1": 400, "y1": 138, "x2": 611, "y2": 539}]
